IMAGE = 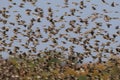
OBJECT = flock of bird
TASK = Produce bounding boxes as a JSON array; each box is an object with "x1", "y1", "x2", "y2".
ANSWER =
[
  {"x1": 0, "y1": 0, "x2": 120, "y2": 66},
  {"x1": 0, "y1": 0, "x2": 120, "y2": 79}
]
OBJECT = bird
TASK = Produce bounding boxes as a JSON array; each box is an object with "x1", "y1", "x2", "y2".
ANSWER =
[{"x1": 25, "y1": 9, "x2": 32, "y2": 15}]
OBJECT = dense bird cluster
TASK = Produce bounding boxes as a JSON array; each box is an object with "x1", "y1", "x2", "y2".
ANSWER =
[
  {"x1": 0, "y1": 51, "x2": 120, "y2": 80},
  {"x1": 0, "y1": 0, "x2": 120, "y2": 79}
]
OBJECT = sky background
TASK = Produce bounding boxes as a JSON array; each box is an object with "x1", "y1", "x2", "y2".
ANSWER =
[{"x1": 0, "y1": 0, "x2": 120, "y2": 63}]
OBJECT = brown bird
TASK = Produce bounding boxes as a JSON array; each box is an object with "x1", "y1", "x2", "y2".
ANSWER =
[
  {"x1": 25, "y1": 9, "x2": 31, "y2": 15},
  {"x1": 104, "y1": 15, "x2": 111, "y2": 22}
]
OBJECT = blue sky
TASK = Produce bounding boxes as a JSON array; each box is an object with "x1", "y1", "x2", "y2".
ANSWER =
[{"x1": 0, "y1": 0, "x2": 120, "y2": 63}]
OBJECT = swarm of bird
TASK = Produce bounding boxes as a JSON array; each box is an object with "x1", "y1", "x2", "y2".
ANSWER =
[
  {"x1": 0, "y1": 51, "x2": 120, "y2": 80},
  {"x1": 0, "y1": 0, "x2": 120, "y2": 79}
]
